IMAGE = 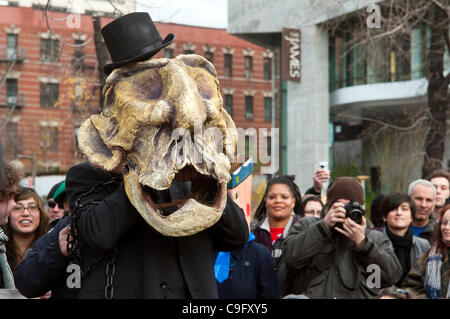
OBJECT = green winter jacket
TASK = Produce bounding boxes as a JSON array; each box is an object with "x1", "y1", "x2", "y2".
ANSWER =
[{"x1": 282, "y1": 217, "x2": 403, "y2": 299}]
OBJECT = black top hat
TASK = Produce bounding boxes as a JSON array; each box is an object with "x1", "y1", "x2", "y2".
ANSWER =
[{"x1": 102, "y1": 12, "x2": 175, "y2": 75}]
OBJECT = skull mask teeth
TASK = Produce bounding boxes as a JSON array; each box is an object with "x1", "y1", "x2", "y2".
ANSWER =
[{"x1": 77, "y1": 54, "x2": 238, "y2": 237}]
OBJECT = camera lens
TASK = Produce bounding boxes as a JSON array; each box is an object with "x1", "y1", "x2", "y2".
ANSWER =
[
  {"x1": 349, "y1": 211, "x2": 362, "y2": 224},
  {"x1": 344, "y1": 202, "x2": 365, "y2": 225}
]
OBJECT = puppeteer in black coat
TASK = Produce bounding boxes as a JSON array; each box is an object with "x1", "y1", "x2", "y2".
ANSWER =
[{"x1": 65, "y1": 162, "x2": 249, "y2": 299}]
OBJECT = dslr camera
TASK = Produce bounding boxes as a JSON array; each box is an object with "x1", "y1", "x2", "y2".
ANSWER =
[{"x1": 335, "y1": 202, "x2": 365, "y2": 229}]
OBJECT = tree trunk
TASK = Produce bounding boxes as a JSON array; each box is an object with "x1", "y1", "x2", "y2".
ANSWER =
[
  {"x1": 92, "y1": 16, "x2": 109, "y2": 109},
  {"x1": 422, "y1": 3, "x2": 448, "y2": 178}
]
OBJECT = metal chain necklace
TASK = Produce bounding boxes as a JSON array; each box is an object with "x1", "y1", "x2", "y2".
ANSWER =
[
  {"x1": 66, "y1": 175, "x2": 122, "y2": 284},
  {"x1": 105, "y1": 246, "x2": 118, "y2": 299}
]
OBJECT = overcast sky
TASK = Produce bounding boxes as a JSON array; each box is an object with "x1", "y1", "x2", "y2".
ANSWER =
[{"x1": 136, "y1": 0, "x2": 228, "y2": 29}]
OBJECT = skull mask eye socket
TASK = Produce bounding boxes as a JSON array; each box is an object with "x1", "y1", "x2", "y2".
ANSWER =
[
  {"x1": 132, "y1": 70, "x2": 163, "y2": 100},
  {"x1": 115, "y1": 68, "x2": 163, "y2": 101},
  {"x1": 191, "y1": 70, "x2": 214, "y2": 100}
]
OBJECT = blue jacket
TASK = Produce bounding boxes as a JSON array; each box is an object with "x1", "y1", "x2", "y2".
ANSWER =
[
  {"x1": 14, "y1": 215, "x2": 78, "y2": 299},
  {"x1": 216, "y1": 239, "x2": 280, "y2": 299}
]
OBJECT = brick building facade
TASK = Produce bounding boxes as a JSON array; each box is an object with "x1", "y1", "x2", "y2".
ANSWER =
[{"x1": 0, "y1": 5, "x2": 274, "y2": 176}]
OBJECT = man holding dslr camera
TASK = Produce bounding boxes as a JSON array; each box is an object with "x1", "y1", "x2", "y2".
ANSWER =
[{"x1": 282, "y1": 177, "x2": 402, "y2": 299}]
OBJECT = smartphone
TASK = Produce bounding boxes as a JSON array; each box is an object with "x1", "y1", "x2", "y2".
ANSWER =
[
  {"x1": 318, "y1": 161, "x2": 328, "y2": 171},
  {"x1": 317, "y1": 161, "x2": 329, "y2": 193}
]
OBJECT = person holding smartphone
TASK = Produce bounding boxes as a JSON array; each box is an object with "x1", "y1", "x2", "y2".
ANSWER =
[{"x1": 304, "y1": 162, "x2": 330, "y2": 196}]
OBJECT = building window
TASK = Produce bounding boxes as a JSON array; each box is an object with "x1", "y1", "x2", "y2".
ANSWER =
[
  {"x1": 165, "y1": 48, "x2": 174, "y2": 58},
  {"x1": 260, "y1": 135, "x2": 272, "y2": 159},
  {"x1": 390, "y1": 34, "x2": 411, "y2": 81},
  {"x1": 40, "y1": 38, "x2": 59, "y2": 62},
  {"x1": 73, "y1": 39, "x2": 85, "y2": 70},
  {"x1": 245, "y1": 135, "x2": 250, "y2": 158},
  {"x1": 224, "y1": 54, "x2": 232, "y2": 77},
  {"x1": 244, "y1": 56, "x2": 253, "y2": 79},
  {"x1": 264, "y1": 97, "x2": 272, "y2": 122},
  {"x1": 40, "y1": 83, "x2": 59, "y2": 108},
  {"x1": 183, "y1": 43, "x2": 196, "y2": 55},
  {"x1": 6, "y1": 79, "x2": 18, "y2": 106},
  {"x1": 40, "y1": 126, "x2": 59, "y2": 152},
  {"x1": 224, "y1": 94, "x2": 233, "y2": 117},
  {"x1": 6, "y1": 34, "x2": 18, "y2": 60},
  {"x1": 267, "y1": 136, "x2": 272, "y2": 157},
  {"x1": 264, "y1": 57, "x2": 272, "y2": 80},
  {"x1": 329, "y1": 27, "x2": 414, "y2": 90},
  {"x1": 244, "y1": 134, "x2": 257, "y2": 160},
  {"x1": 205, "y1": 51, "x2": 214, "y2": 64},
  {"x1": 333, "y1": 121, "x2": 364, "y2": 141},
  {"x1": 245, "y1": 95, "x2": 253, "y2": 120}
]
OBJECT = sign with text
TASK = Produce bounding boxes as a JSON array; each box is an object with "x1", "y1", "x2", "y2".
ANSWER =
[{"x1": 282, "y1": 28, "x2": 301, "y2": 82}]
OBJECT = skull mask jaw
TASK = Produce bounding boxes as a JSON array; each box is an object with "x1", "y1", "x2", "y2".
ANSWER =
[
  {"x1": 124, "y1": 165, "x2": 227, "y2": 237},
  {"x1": 77, "y1": 54, "x2": 237, "y2": 237}
]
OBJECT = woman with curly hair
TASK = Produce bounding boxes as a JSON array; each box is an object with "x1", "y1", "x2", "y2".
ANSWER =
[
  {"x1": 4, "y1": 187, "x2": 49, "y2": 271},
  {"x1": 251, "y1": 175, "x2": 304, "y2": 296}
]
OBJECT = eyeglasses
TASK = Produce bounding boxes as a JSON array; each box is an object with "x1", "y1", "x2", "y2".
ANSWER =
[
  {"x1": 47, "y1": 200, "x2": 56, "y2": 208},
  {"x1": 12, "y1": 204, "x2": 39, "y2": 214}
]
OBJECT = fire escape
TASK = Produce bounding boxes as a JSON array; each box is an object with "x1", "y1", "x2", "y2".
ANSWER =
[{"x1": 0, "y1": 41, "x2": 26, "y2": 133}]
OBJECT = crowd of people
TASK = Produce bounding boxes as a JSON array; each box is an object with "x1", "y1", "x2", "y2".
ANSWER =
[
  {"x1": 1, "y1": 155, "x2": 449, "y2": 299},
  {"x1": 0, "y1": 12, "x2": 449, "y2": 300}
]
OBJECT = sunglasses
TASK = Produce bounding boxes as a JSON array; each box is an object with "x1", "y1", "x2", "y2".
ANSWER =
[{"x1": 47, "y1": 200, "x2": 57, "y2": 208}]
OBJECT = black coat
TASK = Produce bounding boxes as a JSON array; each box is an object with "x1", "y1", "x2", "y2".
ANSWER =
[
  {"x1": 66, "y1": 162, "x2": 249, "y2": 299},
  {"x1": 14, "y1": 215, "x2": 78, "y2": 299}
]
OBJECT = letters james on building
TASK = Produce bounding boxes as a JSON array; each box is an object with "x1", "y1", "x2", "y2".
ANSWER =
[{"x1": 282, "y1": 28, "x2": 301, "y2": 82}]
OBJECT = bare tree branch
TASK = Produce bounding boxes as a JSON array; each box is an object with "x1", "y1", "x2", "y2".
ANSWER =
[
  {"x1": 335, "y1": 110, "x2": 431, "y2": 132},
  {"x1": 431, "y1": 0, "x2": 450, "y2": 16}
]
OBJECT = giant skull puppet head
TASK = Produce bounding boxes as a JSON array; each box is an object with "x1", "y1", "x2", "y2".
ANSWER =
[{"x1": 77, "y1": 54, "x2": 238, "y2": 236}]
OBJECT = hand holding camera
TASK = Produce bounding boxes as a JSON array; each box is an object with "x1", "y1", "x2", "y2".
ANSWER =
[
  {"x1": 324, "y1": 201, "x2": 346, "y2": 229},
  {"x1": 325, "y1": 201, "x2": 366, "y2": 247}
]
